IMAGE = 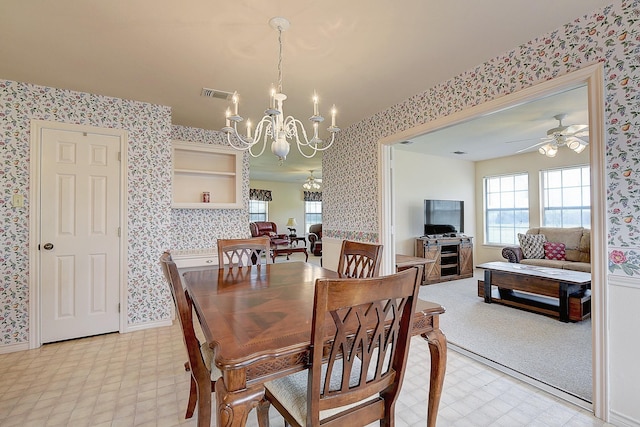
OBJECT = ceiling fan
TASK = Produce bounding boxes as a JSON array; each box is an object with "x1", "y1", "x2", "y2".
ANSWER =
[{"x1": 517, "y1": 113, "x2": 589, "y2": 157}]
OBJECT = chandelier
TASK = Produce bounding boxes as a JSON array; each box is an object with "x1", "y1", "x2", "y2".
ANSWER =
[
  {"x1": 302, "y1": 170, "x2": 321, "y2": 190},
  {"x1": 222, "y1": 17, "x2": 340, "y2": 163},
  {"x1": 538, "y1": 136, "x2": 588, "y2": 157}
]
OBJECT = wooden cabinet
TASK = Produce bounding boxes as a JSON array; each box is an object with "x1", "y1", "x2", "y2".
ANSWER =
[
  {"x1": 416, "y1": 236, "x2": 473, "y2": 284},
  {"x1": 172, "y1": 140, "x2": 243, "y2": 209}
]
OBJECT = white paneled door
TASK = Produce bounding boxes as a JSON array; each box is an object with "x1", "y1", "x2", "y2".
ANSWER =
[{"x1": 40, "y1": 128, "x2": 121, "y2": 343}]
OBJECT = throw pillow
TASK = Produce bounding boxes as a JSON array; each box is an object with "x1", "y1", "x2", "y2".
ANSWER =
[
  {"x1": 268, "y1": 231, "x2": 277, "y2": 237},
  {"x1": 544, "y1": 241, "x2": 566, "y2": 260},
  {"x1": 518, "y1": 233, "x2": 546, "y2": 259}
]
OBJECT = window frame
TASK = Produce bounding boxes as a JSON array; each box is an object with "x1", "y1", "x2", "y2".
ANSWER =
[
  {"x1": 304, "y1": 200, "x2": 322, "y2": 233},
  {"x1": 484, "y1": 172, "x2": 530, "y2": 246},
  {"x1": 248, "y1": 199, "x2": 268, "y2": 222},
  {"x1": 540, "y1": 164, "x2": 591, "y2": 228}
]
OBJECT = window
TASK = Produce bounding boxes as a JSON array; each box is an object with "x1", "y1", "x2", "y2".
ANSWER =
[
  {"x1": 484, "y1": 173, "x2": 529, "y2": 245},
  {"x1": 248, "y1": 200, "x2": 268, "y2": 222},
  {"x1": 305, "y1": 201, "x2": 322, "y2": 233},
  {"x1": 541, "y1": 165, "x2": 590, "y2": 228}
]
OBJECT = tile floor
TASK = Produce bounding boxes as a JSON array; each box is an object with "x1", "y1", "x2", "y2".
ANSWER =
[{"x1": 0, "y1": 322, "x2": 612, "y2": 427}]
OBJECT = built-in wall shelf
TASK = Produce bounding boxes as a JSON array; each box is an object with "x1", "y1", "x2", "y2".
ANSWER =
[{"x1": 172, "y1": 140, "x2": 243, "y2": 209}]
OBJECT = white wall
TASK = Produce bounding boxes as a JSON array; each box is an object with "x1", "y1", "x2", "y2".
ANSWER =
[
  {"x1": 393, "y1": 149, "x2": 475, "y2": 256},
  {"x1": 250, "y1": 179, "x2": 307, "y2": 236},
  {"x1": 474, "y1": 149, "x2": 590, "y2": 265}
]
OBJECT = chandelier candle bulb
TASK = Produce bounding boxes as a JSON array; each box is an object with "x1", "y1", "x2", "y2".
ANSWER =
[
  {"x1": 270, "y1": 87, "x2": 275, "y2": 109},
  {"x1": 247, "y1": 120, "x2": 252, "y2": 139},
  {"x1": 331, "y1": 105, "x2": 336, "y2": 127},
  {"x1": 233, "y1": 93, "x2": 239, "y2": 115},
  {"x1": 225, "y1": 108, "x2": 231, "y2": 127},
  {"x1": 313, "y1": 92, "x2": 319, "y2": 116}
]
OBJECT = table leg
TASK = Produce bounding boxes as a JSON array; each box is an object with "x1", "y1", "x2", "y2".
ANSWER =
[
  {"x1": 483, "y1": 269, "x2": 492, "y2": 303},
  {"x1": 216, "y1": 379, "x2": 265, "y2": 427},
  {"x1": 423, "y1": 328, "x2": 447, "y2": 427},
  {"x1": 559, "y1": 282, "x2": 569, "y2": 322}
]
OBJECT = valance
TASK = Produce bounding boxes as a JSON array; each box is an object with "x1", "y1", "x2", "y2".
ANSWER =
[
  {"x1": 250, "y1": 189, "x2": 272, "y2": 202},
  {"x1": 304, "y1": 191, "x2": 322, "y2": 202}
]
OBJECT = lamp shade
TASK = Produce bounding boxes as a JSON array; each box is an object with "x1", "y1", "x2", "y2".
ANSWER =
[{"x1": 286, "y1": 217, "x2": 297, "y2": 227}]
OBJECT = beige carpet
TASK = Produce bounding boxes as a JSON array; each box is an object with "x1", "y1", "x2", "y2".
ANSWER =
[{"x1": 418, "y1": 270, "x2": 592, "y2": 402}]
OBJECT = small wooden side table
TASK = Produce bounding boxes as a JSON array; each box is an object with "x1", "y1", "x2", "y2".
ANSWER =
[
  {"x1": 396, "y1": 254, "x2": 435, "y2": 285},
  {"x1": 289, "y1": 236, "x2": 306, "y2": 247}
]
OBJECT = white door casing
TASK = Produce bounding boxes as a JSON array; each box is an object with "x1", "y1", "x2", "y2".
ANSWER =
[{"x1": 30, "y1": 121, "x2": 128, "y2": 345}]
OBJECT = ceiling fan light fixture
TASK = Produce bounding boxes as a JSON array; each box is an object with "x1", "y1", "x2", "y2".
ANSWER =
[
  {"x1": 566, "y1": 138, "x2": 581, "y2": 150},
  {"x1": 573, "y1": 142, "x2": 587, "y2": 154},
  {"x1": 546, "y1": 145, "x2": 558, "y2": 157}
]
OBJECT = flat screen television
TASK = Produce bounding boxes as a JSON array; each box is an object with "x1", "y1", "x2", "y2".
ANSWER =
[{"x1": 424, "y1": 199, "x2": 464, "y2": 235}]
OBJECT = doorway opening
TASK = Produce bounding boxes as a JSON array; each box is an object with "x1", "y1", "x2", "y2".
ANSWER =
[{"x1": 378, "y1": 63, "x2": 607, "y2": 418}]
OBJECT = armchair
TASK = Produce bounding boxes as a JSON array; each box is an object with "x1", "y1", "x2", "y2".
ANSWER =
[
  {"x1": 249, "y1": 221, "x2": 290, "y2": 246},
  {"x1": 308, "y1": 223, "x2": 322, "y2": 256}
]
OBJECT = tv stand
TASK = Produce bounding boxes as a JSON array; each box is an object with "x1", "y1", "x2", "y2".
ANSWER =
[{"x1": 416, "y1": 236, "x2": 473, "y2": 284}]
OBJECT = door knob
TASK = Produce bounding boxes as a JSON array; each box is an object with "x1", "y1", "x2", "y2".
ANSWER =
[{"x1": 43, "y1": 243, "x2": 54, "y2": 250}]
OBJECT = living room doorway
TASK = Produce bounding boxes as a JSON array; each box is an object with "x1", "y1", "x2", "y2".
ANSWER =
[{"x1": 378, "y1": 64, "x2": 607, "y2": 416}]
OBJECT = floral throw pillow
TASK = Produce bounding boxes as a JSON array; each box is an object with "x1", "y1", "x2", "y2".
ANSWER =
[
  {"x1": 518, "y1": 233, "x2": 546, "y2": 259},
  {"x1": 544, "y1": 242, "x2": 566, "y2": 260}
]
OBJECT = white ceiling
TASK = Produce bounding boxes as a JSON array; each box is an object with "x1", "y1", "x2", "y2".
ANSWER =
[{"x1": 0, "y1": 0, "x2": 608, "y2": 182}]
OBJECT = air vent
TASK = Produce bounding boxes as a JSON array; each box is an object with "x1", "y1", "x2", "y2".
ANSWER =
[
  {"x1": 453, "y1": 151, "x2": 467, "y2": 155},
  {"x1": 200, "y1": 88, "x2": 234, "y2": 101}
]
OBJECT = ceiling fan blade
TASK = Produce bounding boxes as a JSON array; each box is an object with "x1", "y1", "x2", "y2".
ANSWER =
[
  {"x1": 516, "y1": 140, "x2": 548, "y2": 153},
  {"x1": 565, "y1": 124, "x2": 588, "y2": 134},
  {"x1": 503, "y1": 137, "x2": 542, "y2": 144}
]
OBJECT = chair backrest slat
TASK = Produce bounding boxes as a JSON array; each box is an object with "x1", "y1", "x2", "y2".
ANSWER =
[
  {"x1": 217, "y1": 236, "x2": 272, "y2": 267},
  {"x1": 337, "y1": 240, "x2": 383, "y2": 278}
]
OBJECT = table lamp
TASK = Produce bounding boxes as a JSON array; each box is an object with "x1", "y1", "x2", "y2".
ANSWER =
[{"x1": 286, "y1": 217, "x2": 297, "y2": 237}]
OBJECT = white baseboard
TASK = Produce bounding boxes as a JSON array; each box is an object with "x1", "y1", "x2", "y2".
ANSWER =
[
  {"x1": 610, "y1": 411, "x2": 640, "y2": 427},
  {"x1": 0, "y1": 341, "x2": 30, "y2": 354},
  {"x1": 124, "y1": 318, "x2": 173, "y2": 333}
]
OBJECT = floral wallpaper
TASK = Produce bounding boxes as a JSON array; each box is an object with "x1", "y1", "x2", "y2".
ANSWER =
[
  {"x1": 0, "y1": 80, "x2": 173, "y2": 345},
  {"x1": 170, "y1": 125, "x2": 250, "y2": 250},
  {"x1": 324, "y1": 0, "x2": 640, "y2": 278}
]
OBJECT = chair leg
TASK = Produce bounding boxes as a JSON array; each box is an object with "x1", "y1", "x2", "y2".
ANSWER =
[
  {"x1": 185, "y1": 375, "x2": 197, "y2": 419},
  {"x1": 196, "y1": 380, "x2": 212, "y2": 427},
  {"x1": 256, "y1": 398, "x2": 271, "y2": 427}
]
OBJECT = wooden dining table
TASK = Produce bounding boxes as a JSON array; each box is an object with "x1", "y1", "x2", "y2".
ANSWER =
[{"x1": 182, "y1": 261, "x2": 447, "y2": 427}]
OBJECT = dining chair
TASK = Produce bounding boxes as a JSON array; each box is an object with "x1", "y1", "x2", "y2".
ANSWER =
[
  {"x1": 160, "y1": 252, "x2": 220, "y2": 426},
  {"x1": 336, "y1": 240, "x2": 383, "y2": 278},
  {"x1": 217, "y1": 236, "x2": 272, "y2": 267},
  {"x1": 260, "y1": 266, "x2": 422, "y2": 426}
]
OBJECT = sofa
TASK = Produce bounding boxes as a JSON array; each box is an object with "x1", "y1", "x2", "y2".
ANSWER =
[
  {"x1": 308, "y1": 223, "x2": 322, "y2": 256},
  {"x1": 249, "y1": 221, "x2": 289, "y2": 246},
  {"x1": 502, "y1": 227, "x2": 591, "y2": 273}
]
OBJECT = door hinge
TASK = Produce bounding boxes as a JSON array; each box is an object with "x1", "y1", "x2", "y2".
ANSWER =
[
  {"x1": 117, "y1": 227, "x2": 121, "y2": 237},
  {"x1": 117, "y1": 152, "x2": 121, "y2": 161},
  {"x1": 118, "y1": 303, "x2": 121, "y2": 313}
]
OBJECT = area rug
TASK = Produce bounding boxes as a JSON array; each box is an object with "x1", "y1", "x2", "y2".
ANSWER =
[{"x1": 418, "y1": 271, "x2": 592, "y2": 401}]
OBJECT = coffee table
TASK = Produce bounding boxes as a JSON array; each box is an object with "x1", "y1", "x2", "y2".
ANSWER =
[
  {"x1": 477, "y1": 261, "x2": 591, "y2": 322},
  {"x1": 271, "y1": 243, "x2": 308, "y2": 262}
]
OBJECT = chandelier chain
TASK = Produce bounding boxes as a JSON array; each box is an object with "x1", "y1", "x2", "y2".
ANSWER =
[{"x1": 277, "y1": 25, "x2": 283, "y2": 94}]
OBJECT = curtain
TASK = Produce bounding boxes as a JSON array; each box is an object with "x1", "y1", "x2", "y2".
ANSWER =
[
  {"x1": 304, "y1": 191, "x2": 322, "y2": 201},
  {"x1": 250, "y1": 188, "x2": 272, "y2": 201}
]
